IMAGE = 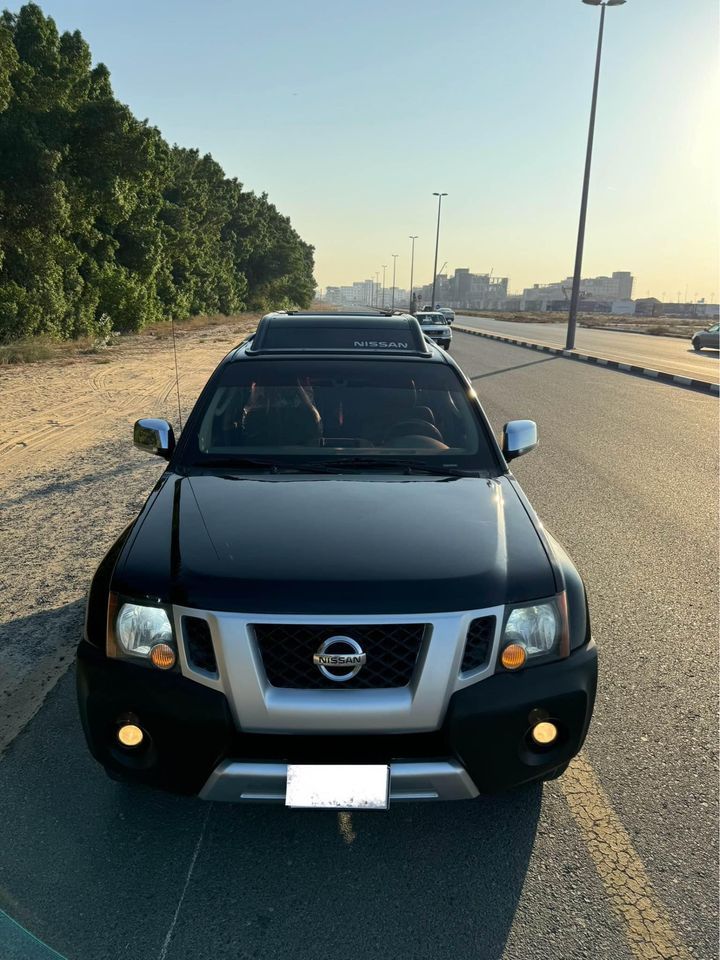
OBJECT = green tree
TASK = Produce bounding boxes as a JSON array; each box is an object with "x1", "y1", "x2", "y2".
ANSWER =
[{"x1": 0, "y1": 3, "x2": 315, "y2": 344}]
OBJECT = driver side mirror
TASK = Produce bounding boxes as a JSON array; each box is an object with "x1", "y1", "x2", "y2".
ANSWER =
[
  {"x1": 134, "y1": 418, "x2": 175, "y2": 460},
  {"x1": 502, "y1": 419, "x2": 538, "y2": 462}
]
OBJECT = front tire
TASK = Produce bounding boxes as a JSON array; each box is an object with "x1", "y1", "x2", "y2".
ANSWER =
[{"x1": 693, "y1": 339, "x2": 702, "y2": 352}]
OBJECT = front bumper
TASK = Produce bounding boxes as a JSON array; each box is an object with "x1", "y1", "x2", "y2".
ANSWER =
[{"x1": 76, "y1": 639, "x2": 597, "y2": 799}]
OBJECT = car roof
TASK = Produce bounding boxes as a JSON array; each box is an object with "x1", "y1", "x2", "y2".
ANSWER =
[{"x1": 228, "y1": 311, "x2": 450, "y2": 362}]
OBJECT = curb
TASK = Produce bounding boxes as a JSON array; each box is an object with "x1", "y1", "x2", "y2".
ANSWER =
[{"x1": 454, "y1": 325, "x2": 720, "y2": 396}]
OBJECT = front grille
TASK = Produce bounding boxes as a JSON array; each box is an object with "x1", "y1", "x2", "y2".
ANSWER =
[
  {"x1": 460, "y1": 616, "x2": 496, "y2": 672},
  {"x1": 252, "y1": 623, "x2": 427, "y2": 689},
  {"x1": 183, "y1": 617, "x2": 217, "y2": 674}
]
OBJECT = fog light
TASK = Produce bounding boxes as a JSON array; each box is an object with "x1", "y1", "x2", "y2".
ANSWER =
[
  {"x1": 150, "y1": 642, "x2": 176, "y2": 670},
  {"x1": 500, "y1": 642, "x2": 527, "y2": 670},
  {"x1": 117, "y1": 724, "x2": 144, "y2": 748},
  {"x1": 531, "y1": 721, "x2": 558, "y2": 746}
]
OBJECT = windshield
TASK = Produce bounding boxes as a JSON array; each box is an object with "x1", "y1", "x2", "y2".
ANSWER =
[
  {"x1": 182, "y1": 358, "x2": 497, "y2": 470},
  {"x1": 417, "y1": 314, "x2": 446, "y2": 325}
]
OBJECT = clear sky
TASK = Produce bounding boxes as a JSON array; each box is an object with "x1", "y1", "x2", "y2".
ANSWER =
[{"x1": 11, "y1": 0, "x2": 720, "y2": 300}]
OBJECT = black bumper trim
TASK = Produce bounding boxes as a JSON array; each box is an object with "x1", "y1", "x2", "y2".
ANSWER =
[{"x1": 76, "y1": 639, "x2": 597, "y2": 796}]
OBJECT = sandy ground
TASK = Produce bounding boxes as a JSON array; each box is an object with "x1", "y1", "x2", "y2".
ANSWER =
[{"x1": 0, "y1": 317, "x2": 257, "y2": 753}]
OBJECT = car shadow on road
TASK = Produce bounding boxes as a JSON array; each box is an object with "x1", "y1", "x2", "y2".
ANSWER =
[
  {"x1": 0, "y1": 666, "x2": 542, "y2": 960},
  {"x1": 1, "y1": 443, "x2": 160, "y2": 509},
  {"x1": 178, "y1": 783, "x2": 542, "y2": 960},
  {"x1": 469, "y1": 356, "x2": 559, "y2": 381},
  {"x1": 686, "y1": 347, "x2": 719, "y2": 358},
  {"x1": 0, "y1": 600, "x2": 86, "y2": 753}
]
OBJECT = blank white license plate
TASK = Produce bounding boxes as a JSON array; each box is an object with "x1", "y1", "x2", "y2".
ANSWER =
[{"x1": 285, "y1": 764, "x2": 390, "y2": 809}]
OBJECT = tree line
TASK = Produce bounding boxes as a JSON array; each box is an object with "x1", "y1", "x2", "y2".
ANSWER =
[{"x1": 0, "y1": 3, "x2": 315, "y2": 343}]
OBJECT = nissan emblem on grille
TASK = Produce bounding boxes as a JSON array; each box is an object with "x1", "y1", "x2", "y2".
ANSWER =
[{"x1": 312, "y1": 636, "x2": 367, "y2": 682}]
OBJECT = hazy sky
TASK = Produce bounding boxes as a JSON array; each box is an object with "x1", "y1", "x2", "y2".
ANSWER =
[{"x1": 15, "y1": 0, "x2": 720, "y2": 299}]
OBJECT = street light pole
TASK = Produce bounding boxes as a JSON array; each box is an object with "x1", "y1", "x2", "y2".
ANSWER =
[
  {"x1": 431, "y1": 192, "x2": 447, "y2": 310},
  {"x1": 566, "y1": 0, "x2": 625, "y2": 350},
  {"x1": 381, "y1": 265, "x2": 387, "y2": 308},
  {"x1": 391, "y1": 254, "x2": 398, "y2": 310},
  {"x1": 408, "y1": 236, "x2": 418, "y2": 312}
]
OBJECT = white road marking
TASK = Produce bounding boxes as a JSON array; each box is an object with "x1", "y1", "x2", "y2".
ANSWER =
[{"x1": 158, "y1": 805, "x2": 212, "y2": 960}]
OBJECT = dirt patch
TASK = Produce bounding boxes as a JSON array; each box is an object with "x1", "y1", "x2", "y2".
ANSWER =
[{"x1": 0, "y1": 316, "x2": 258, "y2": 752}]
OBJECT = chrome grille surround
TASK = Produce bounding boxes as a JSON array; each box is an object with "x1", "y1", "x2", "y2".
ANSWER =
[{"x1": 173, "y1": 605, "x2": 505, "y2": 734}]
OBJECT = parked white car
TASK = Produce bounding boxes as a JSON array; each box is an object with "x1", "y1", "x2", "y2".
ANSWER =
[
  {"x1": 421, "y1": 305, "x2": 455, "y2": 324},
  {"x1": 415, "y1": 311, "x2": 452, "y2": 351}
]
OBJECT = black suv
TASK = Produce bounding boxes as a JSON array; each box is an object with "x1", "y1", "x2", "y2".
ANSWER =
[{"x1": 77, "y1": 312, "x2": 597, "y2": 808}]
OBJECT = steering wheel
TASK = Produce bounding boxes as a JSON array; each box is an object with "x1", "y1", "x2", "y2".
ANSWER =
[{"x1": 384, "y1": 419, "x2": 443, "y2": 442}]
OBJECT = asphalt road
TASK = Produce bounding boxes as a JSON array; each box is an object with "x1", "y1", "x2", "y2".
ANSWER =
[
  {"x1": 456, "y1": 314, "x2": 720, "y2": 381},
  {"x1": 0, "y1": 332, "x2": 717, "y2": 960}
]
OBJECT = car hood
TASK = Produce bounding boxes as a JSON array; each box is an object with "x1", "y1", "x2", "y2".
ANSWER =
[{"x1": 114, "y1": 473, "x2": 556, "y2": 615}]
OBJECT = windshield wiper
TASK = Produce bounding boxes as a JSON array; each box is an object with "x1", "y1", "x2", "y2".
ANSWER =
[
  {"x1": 189, "y1": 457, "x2": 336, "y2": 474},
  {"x1": 305, "y1": 457, "x2": 474, "y2": 478},
  {"x1": 188, "y1": 456, "x2": 478, "y2": 478}
]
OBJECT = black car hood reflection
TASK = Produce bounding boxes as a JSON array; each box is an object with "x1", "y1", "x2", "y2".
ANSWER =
[{"x1": 113, "y1": 473, "x2": 556, "y2": 614}]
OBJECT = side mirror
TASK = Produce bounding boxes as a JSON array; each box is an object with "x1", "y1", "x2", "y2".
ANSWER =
[
  {"x1": 134, "y1": 418, "x2": 175, "y2": 460},
  {"x1": 502, "y1": 419, "x2": 538, "y2": 462}
]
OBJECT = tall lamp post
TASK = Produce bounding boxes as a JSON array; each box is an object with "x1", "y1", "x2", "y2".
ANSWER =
[
  {"x1": 566, "y1": 0, "x2": 626, "y2": 350},
  {"x1": 431, "y1": 192, "x2": 447, "y2": 309},
  {"x1": 391, "y1": 254, "x2": 398, "y2": 310},
  {"x1": 408, "y1": 235, "x2": 418, "y2": 312},
  {"x1": 381, "y1": 264, "x2": 387, "y2": 308}
]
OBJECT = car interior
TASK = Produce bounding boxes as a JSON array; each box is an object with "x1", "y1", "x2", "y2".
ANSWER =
[{"x1": 197, "y1": 369, "x2": 478, "y2": 455}]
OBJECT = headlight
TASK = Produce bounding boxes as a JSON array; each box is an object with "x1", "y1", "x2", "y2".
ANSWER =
[
  {"x1": 113, "y1": 602, "x2": 174, "y2": 660},
  {"x1": 499, "y1": 595, "x2": 569, "y2": 668}
]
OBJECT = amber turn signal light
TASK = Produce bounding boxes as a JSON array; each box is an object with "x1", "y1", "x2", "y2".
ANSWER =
[
  {"x1": 500, "y1": 643, "x2": 527, "y2": 670},
  {"x1": 150, "y1": 643, "x2": 176, "y2": 670}
]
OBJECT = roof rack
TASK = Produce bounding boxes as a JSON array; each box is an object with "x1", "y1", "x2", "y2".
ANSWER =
[
  {"x1": 247, "y1": 312, "x2": 430, "y2": 356},
  {"x1": 282, "y1": 309, "x2": 395, "y2": 318}
]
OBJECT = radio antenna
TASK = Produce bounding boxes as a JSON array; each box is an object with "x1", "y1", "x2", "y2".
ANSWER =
[{"x1": 170, "y1": 316, "x2": 183, "y2": 431}]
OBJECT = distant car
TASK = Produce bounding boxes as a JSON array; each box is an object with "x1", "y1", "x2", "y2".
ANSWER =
[
  {"x1": 437, "y1": 308, "x2": 455, "y2": 324},
  {"x1": 415, "y1": 311, "x2": 452, "y2": 351},
  {"x1": 691, "y1": 324, "x2": 720, "y2": 352}
]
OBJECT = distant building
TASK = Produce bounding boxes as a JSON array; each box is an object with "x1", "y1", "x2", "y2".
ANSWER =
[
  {"x1": 659, "y1": 301, "x2": 719, "y2": 320},
  {"x1": 611, "y1": 300, "x2": 636, "y2": 316},
  {"x1": 322, "y1": 280, "x2": 409, "y2": 309},
  {"x1": 419, "y1": 268, "x2": 509, "y2": 310},
  {"x1": 546, "y1": 299, "x2": 612, "y2": 314},
  {"x1": 634, "y1": 297, "x2": 662, "y2": 317},
  {"x1": 635, "y1": 298, "x2": 719, "y2": 320},
  {"x1": 323, "y1": 280, "x2": 374, "y2": 306},
  {"x1": 324, "y1": 268, "x2": 649, "y2": 316},
  {"x1": 521, "y1": 271, "x2": 634, "y2": 311}
]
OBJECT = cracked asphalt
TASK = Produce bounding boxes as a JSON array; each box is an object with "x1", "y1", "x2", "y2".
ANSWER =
[{"x1": 0, "y1": 328, "x2": 717, "y2": 959}]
